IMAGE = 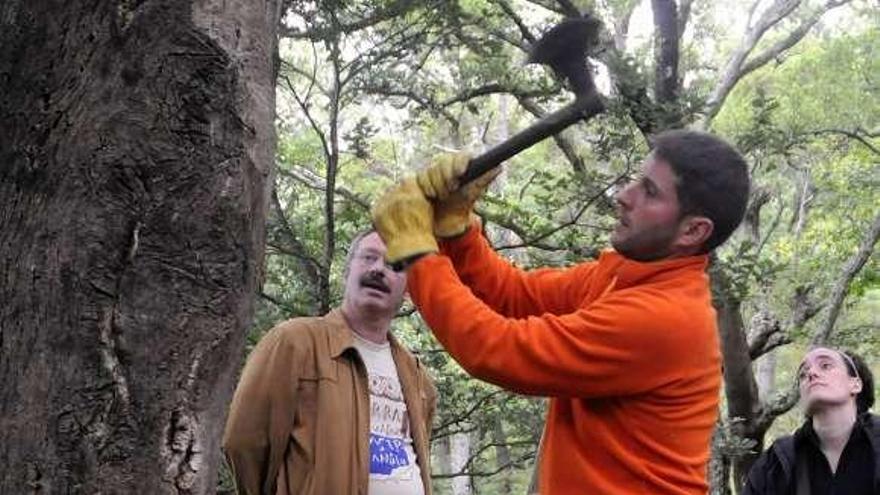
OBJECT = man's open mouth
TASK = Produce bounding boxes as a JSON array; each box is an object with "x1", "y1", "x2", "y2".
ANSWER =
[{"x1": 361, "y1": 279, "x2": 390, "y2": 293}]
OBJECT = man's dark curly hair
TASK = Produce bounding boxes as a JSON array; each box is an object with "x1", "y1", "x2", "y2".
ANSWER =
[{"x1": 651, "y1": 130, "x2": 751, "y2": 251}]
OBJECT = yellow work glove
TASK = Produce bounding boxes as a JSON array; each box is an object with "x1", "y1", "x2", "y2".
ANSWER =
[
  {"x1": 416, "y1": 152, "x2": 500, "y2": 238},
  {"x1": 371, "y1": 178, "x2": 439, "y2": 268}
]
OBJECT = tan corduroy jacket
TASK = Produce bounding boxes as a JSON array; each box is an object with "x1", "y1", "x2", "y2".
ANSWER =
[{"x1": 223, "y1": 309, "x2": 437, "y2": 495}]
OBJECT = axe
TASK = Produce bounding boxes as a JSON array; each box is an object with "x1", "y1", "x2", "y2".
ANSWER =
[{"x1": 458, "y1": 15, "x2": 605, "y2": 186}]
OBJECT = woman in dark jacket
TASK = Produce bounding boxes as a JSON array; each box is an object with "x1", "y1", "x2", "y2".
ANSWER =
[{"x1": 742, "y1": 348, "x2": 879, "y2": 495}]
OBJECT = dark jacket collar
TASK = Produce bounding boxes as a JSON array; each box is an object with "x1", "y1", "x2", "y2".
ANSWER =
[{"x1": 773, "y1": 412, "x2": 880, "y2": 488}]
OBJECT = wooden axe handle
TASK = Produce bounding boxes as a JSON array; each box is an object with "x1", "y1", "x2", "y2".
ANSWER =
[{"x1": 458, "y1": 92, "x2": 605, "y2": 186}]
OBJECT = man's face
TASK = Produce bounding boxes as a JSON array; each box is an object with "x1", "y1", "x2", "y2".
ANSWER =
[
  {"x1": 797, "y1": 348, "x2": 861, "y2": 414},
  {"x1": 611, "y1": 156, "x2": 686, "y2": 261},
  {"x1": 342, "y1": 232, "x2": 407, "y2": 315}
]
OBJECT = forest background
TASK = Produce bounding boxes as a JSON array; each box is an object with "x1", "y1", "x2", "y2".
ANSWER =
[{"x1": 1, "y1": 0, "x2": 877, "y2": 494}]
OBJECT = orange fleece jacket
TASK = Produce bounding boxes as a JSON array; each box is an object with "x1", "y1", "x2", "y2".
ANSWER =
[{"x1": 408, "y1": 225, "x2": 721, "y2": 494}]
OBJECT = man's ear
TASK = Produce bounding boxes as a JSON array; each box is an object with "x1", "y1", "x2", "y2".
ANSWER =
[{"x1": 676, "y1": 216, "x2": 714, "y2": 251}]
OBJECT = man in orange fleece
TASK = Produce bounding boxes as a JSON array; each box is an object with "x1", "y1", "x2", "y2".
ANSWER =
[{"x1": 371, "y1": 130, "x2": 750, "y2": 494}]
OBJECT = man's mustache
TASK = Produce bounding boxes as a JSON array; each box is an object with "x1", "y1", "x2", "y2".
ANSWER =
[{"x1": 359, "y1": 272, "x2": 390, "y2": 293}]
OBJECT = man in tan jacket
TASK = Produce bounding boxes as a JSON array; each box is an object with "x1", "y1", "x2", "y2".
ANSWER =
[{"x1": 223, "y1": 230, "x2": 437, "y2": 495}]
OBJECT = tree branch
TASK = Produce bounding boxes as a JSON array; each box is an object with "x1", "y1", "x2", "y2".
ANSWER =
[
  {"x1": 357, "y1": 83, "x2": 460, "y2": 128},
  {"x1": 514, "y1": 95, "x2": 585, "y2": 173},
  {"x1": 277, "y1": 165, "x2": 370, "y2": 211},
  {"x1": 489, "y1": 0, "x2": 537, "y2": 44},
  {"x1": 259, "y1": 290, "x2": 307, "y2": 317},
  {"x1": 441, "y1": 83, "x2": 560, "y2": 107},
  {"x1": 701, "y1": 0, "x2": 851, "y2": 125},
  {"x1": 802, "y1": 128, "x2": 880, "y2": 156},
  {"x1": 282, "y1": 74, "x2": 331, "y2": 165},
  {"x1": 432, "y1": 389, "x2": 507, "y2": 439},
  {"x1": 747, "y1": 310, "x2": 787, "y2": 360},
  {"x1": 493, "y1": 168, "x2": 629, "y2": 250},
  {"x1": 269, "y1": 184, "x2": 325, "y2": 277},
  {"x1": 432, "y1": 440, "x2": 536, "y2": 479},
  {"x1": 280, "y1": 0, "x2": 425, "y2": 40},
  {"x1": 812, "y1": 211, "x2": 880, "y2": 345},
  {"x1": 738, "y1": 0, "x2": 851, "y2": 78}
]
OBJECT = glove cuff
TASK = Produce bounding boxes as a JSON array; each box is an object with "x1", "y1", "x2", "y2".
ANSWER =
[
  {"x1": 434, "y1": 213, "x2": 470, "y2": 238},
  {"x1": 384, "y1": 230, "x2": 439, "y2": 266},
  {"x1": 436, "y1": 212, "x2": 480, "y2": 239}
]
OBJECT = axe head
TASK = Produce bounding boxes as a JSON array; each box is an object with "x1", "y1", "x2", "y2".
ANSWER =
[{"x1": 528, "y1": 15, "x2": 602, "y2": 98}]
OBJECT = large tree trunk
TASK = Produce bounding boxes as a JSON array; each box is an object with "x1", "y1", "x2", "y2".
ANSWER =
[
  {"x1": 0, "y1": 1, "x2": 279, "y2": 492},
  {"x1": 710, "y1": 263, "x2": 762, "y2": 490}
]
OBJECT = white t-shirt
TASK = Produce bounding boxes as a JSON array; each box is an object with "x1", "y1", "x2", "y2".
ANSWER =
[{"x1": 352, "y1": 332, "x2": 426, "y2": 495}]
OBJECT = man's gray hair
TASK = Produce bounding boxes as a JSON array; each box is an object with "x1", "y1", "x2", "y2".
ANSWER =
[{"x1": 343, "y1": 228, "x2": 377, "y2": 275}]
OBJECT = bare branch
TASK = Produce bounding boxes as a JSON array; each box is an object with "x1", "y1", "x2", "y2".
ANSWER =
[
  {"x1": 282, "y1": 74, "x2": 331, "y2": 165},
  {"x1": 442, "y1": 83, "x2": 560, "y2": 107},
  {"x1": 432, "y1": 389, "x2": 507, "y2": 438},
  {"x1": 701, "y1": 0, "x2": 851, "y2": 125},
  {"x1": 277, "y1": 165, "x2": 370, "y2": 210},
  {"x1": 756, "y1": 198, "x2": 786, "y2": 257},
  {"x1": 432, "y1": 440, "x2": 536, "y2": 479},
  {"x1": 802, "y1": 128, "x2": 880, "y2": 156},
  {"x1": 341, "y1": 12, "x2": 444, "y2": 85},
  {"x1": 744, "y1": 185, "x2": 773, "y2": 243},
  {"x1": 280, "y1": 0, "x2": 425, "y2": 40},
  {"x1": 514, "y1": 95, "x2": 585, "y2": 173},
  {"x1": 493, "y1": 168, "x2": 629, "y2": 250},
  {"x1": 812, "y1": 212, "x2": 880, "y2": 345},
  {"x1": 357, "y1": 83, "x2": 461, "y2": 128},
  {"x1": 270, "y1": 184, "x2": 326, "y2": 275},
  {"x1": 259, "y1": 290, "x2": 307, "y2": 317},
  {"x1": 747, "y1": 284, "x2": 821, "y2": 361},
  {"x1": 747, "y1": 310, "x2": 788, "y2": 360},
  {"x1": 489, "y1": 0, "x2": 537, "y2": 44},
  {"x1": 739, "y1": 0, "x2": 851, "y2": 78},
  {"x1": 787, "y1": 284, "x2": 823, "y2": 329}
]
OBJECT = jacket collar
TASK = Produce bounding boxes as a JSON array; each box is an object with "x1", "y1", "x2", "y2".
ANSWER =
[
  {"x1": 324, "y1": 308, "x2": 411, "y2": 363},
  {"x1": 597, "y1": 249, "x2": 710, "y2": 289},
  {"x1": 324, "y1": 309, "x2": 355, "y2": 358},
  {"x1": 775, "y1": 413, "x2": 880, "y2": 486}
]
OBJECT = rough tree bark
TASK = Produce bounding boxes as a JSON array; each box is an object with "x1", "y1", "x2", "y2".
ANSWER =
[{"x1": 0, "y1": 0, "x2": 280, "y2": 492}]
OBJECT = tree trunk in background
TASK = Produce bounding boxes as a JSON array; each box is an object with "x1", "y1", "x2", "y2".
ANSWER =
[
  {"x1": 450, "y1": 432, "x2": 472, "y2": 495},
  {"x1": 437, "y1": 436, "x2": 453, "y2": 489},
  {"x1": 711, "y1": 264, "x2": 762, "y2": 490},
  {"x1": 0, "y1": 1, "x2": 279, "y2": 492},
  {"x1": 708, "y1": 426, "x2": 732, "y2": 495},
  {"x1": 491, "y1": 419, "x2": 513, "y2": 493}
]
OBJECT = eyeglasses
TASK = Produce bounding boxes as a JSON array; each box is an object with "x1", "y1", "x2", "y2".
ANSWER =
[{"x1": 354, "y1": 252, "x2": 393, "y2": 270}]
